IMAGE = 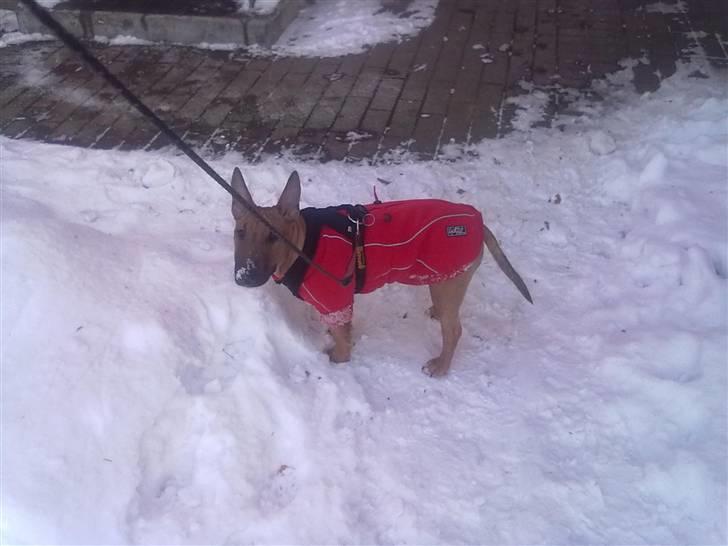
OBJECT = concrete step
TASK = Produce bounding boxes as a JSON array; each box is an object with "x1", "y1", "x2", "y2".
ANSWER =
[{"x1": 10, "y1": 0, "x2": 301, "y2": 47}]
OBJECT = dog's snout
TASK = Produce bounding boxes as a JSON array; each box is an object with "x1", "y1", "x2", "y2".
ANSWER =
[{"x1": 234, "y1": 259, "x2": 270, "y2": 287}]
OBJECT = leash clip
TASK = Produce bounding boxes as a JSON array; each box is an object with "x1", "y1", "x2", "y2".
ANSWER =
[{"x1": 349, "y1": 217, "x2": 366, "y2": 270}]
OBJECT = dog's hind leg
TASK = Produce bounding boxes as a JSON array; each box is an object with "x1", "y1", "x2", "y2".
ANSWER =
[
  {"x1": 423, "y1": 252, "x2": 482, "y2": 377},
  {"x1": 327, "y1": 322, "x2": 353, "y2": 363}
]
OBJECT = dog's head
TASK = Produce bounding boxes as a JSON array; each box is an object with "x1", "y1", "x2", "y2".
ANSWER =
[{"x1": 231, "y1": 168, "x2": 301, "y2": 287}]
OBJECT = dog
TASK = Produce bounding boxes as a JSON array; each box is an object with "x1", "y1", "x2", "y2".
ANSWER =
[{"x1": 231, "y1": 168, "x2": 532, "y2": 377}]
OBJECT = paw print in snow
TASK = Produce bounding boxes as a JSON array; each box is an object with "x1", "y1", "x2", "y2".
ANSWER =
[{"x1": 258, "y1": 464, "x2": 298, "y2": 513}]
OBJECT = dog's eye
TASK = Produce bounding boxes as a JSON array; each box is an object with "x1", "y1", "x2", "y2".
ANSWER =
[
  {"x1": 235, "y1": 228, "x2": 246, "y2": 239},
  {"x1": 267, "y1": 232, "x2": 279, "y2": 244}
]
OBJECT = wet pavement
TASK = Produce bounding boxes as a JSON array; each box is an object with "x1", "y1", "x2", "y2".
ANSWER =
[{"x1": 1, "y1": 0, "x2": 726, "y2": 163}]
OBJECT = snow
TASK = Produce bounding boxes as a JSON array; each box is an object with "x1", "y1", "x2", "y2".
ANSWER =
[
  {"x1": 93, "y1": 35, "x2": 153, "y2": 47},
  {"x1": 0, "y1": 9, "x2": 53, "y2": 48},
  {"x1": 589, "y1": 130, "x2": 617, "y2": 156},
  {"x1": 0, "y1": 9, "x2": 17, "y2": 33},
  {"x1": 1, "y1": 62, "x2": 727, "y2": 544},
  {"x1": 644, "y1": 1, "x2": 687, "y2": 14},
  {"x1": 0, "y1": 30, "x2": 53, "y2": 48},
  {"x1": 272, "y1": 0, "x2": 438, "y2": 57},
  {"x1": 235, "y1": 0, "x2": 280, "y2": 15}
]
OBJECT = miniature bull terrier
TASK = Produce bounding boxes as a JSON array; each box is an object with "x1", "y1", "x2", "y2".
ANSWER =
[{"x1": 231, "y1": 168, "x2": 532, "y2": 377}]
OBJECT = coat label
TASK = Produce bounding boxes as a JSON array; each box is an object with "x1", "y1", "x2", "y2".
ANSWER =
[{"x1": 446, "y1": 225, "x2": 467, "y2": 237}]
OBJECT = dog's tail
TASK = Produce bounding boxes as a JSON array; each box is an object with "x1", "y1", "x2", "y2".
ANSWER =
[{"x1": 483, "y1": 224, "x2": 533, "y2": 304}]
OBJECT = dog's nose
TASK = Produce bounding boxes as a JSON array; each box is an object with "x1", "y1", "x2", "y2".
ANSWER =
[
  {"x1": 234, "y1": 261, "x2": 269, "y2": 287},
  {"x1": 235, "y1": 270, "x2": 253, "y2": 286}
]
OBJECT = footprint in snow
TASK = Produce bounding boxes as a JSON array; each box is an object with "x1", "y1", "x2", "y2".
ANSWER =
[
  {"x1": 140, "y1": 159, "x2": 176, "y2": 189},
  {"x1": 79, "y1": 207, "x2": 132, "y2": 227},
  {"x1": 258, "y1": 465, "x2": 298, "y2": 513}
]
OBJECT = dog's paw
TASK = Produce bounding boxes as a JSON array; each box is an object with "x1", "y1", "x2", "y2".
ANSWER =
[
  {"x1": 422, "y1": 358, "x2": 450, "y2": 377},
  {"x1": 327, "y1": 347, "x2": 351, "y2": 364}
]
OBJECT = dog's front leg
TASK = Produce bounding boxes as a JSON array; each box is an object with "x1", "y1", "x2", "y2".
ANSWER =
[{"x1": 327, "y1": 322, "x2": 352, "y2": 363}]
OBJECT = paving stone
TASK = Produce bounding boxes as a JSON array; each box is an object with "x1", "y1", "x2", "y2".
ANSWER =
[
  {"x1": 1, "y1": 48, "x2": 77, "y2": 128},
  {"x1": 533, "y1": 34, "x2": 557, "y2": 86},
  {"x1": 350, "y1": 70, "x2": 382, "y2": 98},
  {"x1": 274, "y1": 63, "x2": 330, "y2": 128},
  {"x1": 360, "y1": 108, "x2": 389, "y2": 134},
  {"x1": 263, "y1": 70, "x2": 308, "y2": 120},
  {"x1": 7, "y1": 58, "x2": 103, "y2": 140},
  {"x1": 332, "y1": 95, "x2": 369, "y2": 132},
  {"x1": 305, "y1": 97, "x2": 346, "y2": 130},
  {"x1": 247, "y1": 57, "x2": 294, "y2": 99},
  {"x1": 388, "y1": 98, "x2": 420, "y2": 139},
  {"x1": 387, "y1": 37, "x2": 420, "y2": 76},
  {"x1": 470, "y1": 2, "x2": 496, "y2": 35},
  {"x1": 441, "y1": 100, "x2": 474, "y2": 145},
  {"x1": 323, "y1": 74, "x2": 356, "y2": 99},
  {"x1": 71, "y1": 49, "x2": 176, "y2": 148},
  {"x1": 369, "y1": 77, "x2": 404, "y2": 111},
  {"x1": 321, "y1": 132, "x2": 351, "y2": 162},
  {"x1": 451, "y1": 70, "x2": 480, "y2": 103},
  {"x1": 27, "y1": 62, "x2": 120, "y2": 142},
  {"x1": 338, "y1": 53, "x2": 367, "y2": 76},
  {"x1": 411, "y1": 113, "x2": 445, "y2": 158},
  {"x1": 234, "y1": 121, "x2": 277, "y2": 160},
  {"x1": 480, "y1": 48, "x2": 509, "y2": 85},
  {"x1": 364, "y1": 42, "x2": 396, "y2": 70},
  {"x1": 347, "y1": 135, "x2": 381, "y2": 163},
  {"x1": 422, "y1": 81, "x2": 452, "y2": 115},
  {"x1": 176, "y1": 62, "x2": 243, "y2": 122},
  {"x1": 54, "y1": 70, "x2": 132, "y2": 144},
  {"x1": 96, "y1": 48, "x2": 202, "y2": 149},
  {"x1": 268, "y1": 124, "x2": 300, "y2": 142},
  {"x1": 469, "y1": 83, "x2": 502, "y2": 141},
  {"x1": 185, "y1": 68, "x2": 262, "y2": 145},
  {"x1": 124, "y1": 51, "x2": 231, "y2": 150},
  {"x1": 377, "y1": 133, "x2": 410, "y2": 161},
  {"x1": 290, "y1": 128, "x2": 328, "y2": 160},
  {"x1": 432, "y1": 10, "x2": 472, "y2": 82},
  {"x1": 400, "y1": 76, "x2": 428, "y2": 102}
]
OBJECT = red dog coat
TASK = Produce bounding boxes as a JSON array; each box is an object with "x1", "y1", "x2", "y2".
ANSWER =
[{"x1": 276, "y1": 199, "x2": 484, "y2": 326}]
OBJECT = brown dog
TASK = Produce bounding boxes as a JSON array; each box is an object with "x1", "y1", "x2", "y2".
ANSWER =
[{"x1": 231, "y1": 168, "x2": 532, "y2": 377}]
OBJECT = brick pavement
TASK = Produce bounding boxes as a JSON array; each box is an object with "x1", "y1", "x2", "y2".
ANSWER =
[{"x1": 1, "y1": 0, "x2": 726, "y2": 163}]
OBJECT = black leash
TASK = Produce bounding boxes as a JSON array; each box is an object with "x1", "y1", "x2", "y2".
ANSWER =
[{"x1": 18, "y1": 0, "x2": 351, "y2": 287}]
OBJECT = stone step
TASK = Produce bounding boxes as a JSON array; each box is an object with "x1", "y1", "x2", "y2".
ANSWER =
[{"x1": 9, "y1": 0, "x2": 301, "y2": 47}]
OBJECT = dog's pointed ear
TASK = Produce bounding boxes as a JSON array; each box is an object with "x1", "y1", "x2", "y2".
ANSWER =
[
  {"x1": 277, "y1": 171, "x2": 301, "y2": 215},
  {"x1": 231, "y1": 167, "x2": 254, "y2": 219}
]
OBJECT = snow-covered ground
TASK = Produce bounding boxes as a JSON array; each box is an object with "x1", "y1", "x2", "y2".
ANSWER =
[{"x1": 1, "y1": 62, "x2": 726, "y2": 544}]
